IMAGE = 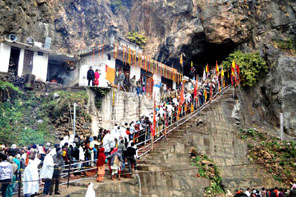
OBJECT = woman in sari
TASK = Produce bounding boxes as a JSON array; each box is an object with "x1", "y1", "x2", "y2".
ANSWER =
[{"x1": 96, "y1": 148, "x2": 106, "y2": 183}]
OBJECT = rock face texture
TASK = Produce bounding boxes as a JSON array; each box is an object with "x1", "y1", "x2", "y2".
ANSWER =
[
  {"x1": 138, "y1": 88, "x2": 283, "y2": 193},
  {"x1": 0, "y1": 1, "x2": 295, "y2": 132}
]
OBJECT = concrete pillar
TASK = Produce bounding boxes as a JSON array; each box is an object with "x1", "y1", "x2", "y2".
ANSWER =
[
  {"x1": 17, "y1": 48, "x2": 25, "y2": 77},
  {"x1": 32, "y1": 52, "x2": 49, "y2": 82},
  {"x1": 0, "y1": 43, "x2": 11, "y2": 73}
]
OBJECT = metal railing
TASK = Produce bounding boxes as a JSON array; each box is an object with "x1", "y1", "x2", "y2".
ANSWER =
[{"x1": 135, "y1": 85, "x2": 232, "y2": 159}]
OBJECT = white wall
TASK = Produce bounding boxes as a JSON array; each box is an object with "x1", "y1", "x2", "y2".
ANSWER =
[
  {"x1": 32, "y1": 52, "x2": 49, "y2": 82},
  {"x1": 100, "y1": 89, "x2": 154, "y2": 129},
  {"x1": 130, "y1": 65, "x2": 141, "y2": 81},
  {"x1": 17, "y1": 49, "x2": 24, "y2": 77},
  {"x1": 78, "y1": 52, "x2": 115, "y2": 87},
  {"x1": 0, "y1": 43, "x2": 11, "y2": 73}
]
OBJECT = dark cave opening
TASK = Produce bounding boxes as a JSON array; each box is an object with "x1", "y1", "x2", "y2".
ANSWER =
[{"x1": 184, "y1": 40, "x2": 238, "y2": 78}]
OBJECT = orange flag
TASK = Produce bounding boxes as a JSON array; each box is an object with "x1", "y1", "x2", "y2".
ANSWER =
[{"x1": 206, "y1": 64, "x2": 209, "y2": 73}]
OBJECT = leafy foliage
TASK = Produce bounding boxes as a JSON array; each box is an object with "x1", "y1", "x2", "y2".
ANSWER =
[
  {"x1": 221, "y1": 51, "x2": 268, "y2": 87},
  {"x1": 192, "y1": 155, "x2": 225, "y2": 196},
  {"x1": 126, "y1": 31, "x2": 148, "y2": 48},
  {"x1": 241, "y1": 127, "x2": 296, "y2": 186},
  {"x1": 90, "y1": 87, "x2": 110, "y2": 110},
  {"x1": 0, "y1": 86, "x2": 89, "y2": 146}
]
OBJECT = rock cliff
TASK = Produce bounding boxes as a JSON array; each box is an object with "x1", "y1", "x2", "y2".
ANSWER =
[{"x1": 0, "y1": 0, "x2": 295, "y2": 133}]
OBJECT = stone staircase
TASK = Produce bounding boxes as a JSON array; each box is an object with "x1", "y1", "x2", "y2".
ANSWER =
[{"x1": 136, "y1": 88, "x2": 281, "y2": 195}]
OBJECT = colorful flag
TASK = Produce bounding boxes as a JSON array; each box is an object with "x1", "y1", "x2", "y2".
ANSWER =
[
  {"x1": 203, "y1": 88, "x2": 207, "y2": 102},
  {"x1": 210, "y1": 84, "x2": 213, "y2": 100},
  {"x1": 216, "y1": 61, "x2": 219, "y2": 76},
  {"x1": 231, "y1": 72, "x2": 234, "y2": 85},
  {"x1": 180, "y1": 54, "x2": 183, "y2": 67},
  {"x1": 128, "y1": 48, "x2": 131, "y2": 65},
  {"x1": 194, "y1": 76, "x2": 198, "y2": 99},
  {"x1": 206, "y1": 64, "x2": 209, "y2": 73},
  {"x1": 232, "y1": 60, "x2": 236, "y2": 69}
]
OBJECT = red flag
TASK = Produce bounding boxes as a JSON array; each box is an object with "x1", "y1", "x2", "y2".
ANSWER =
[
  {"x1": 231, "y1": 72, "x2": 234, "y2": 85},
  {"x1": 194, "y1": 76, "x2": 198, "y2": 99},
  {"x1": 210, "y1": 84, "x2": 213, "y2": 100}
]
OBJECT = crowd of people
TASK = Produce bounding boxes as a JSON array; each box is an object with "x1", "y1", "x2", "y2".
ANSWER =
[
  {"x1": 0, "y1": 68, "x2": 228, "y2": 197},
  {"x1": 0, "y1": 133, "x2": 137, "y2": 197},
  {"x1": 229, "y1": 186, "x2": 296, "y2": 197},
  {"x1": 0, "y1": 65, "x2": 268, "y2": 197}
]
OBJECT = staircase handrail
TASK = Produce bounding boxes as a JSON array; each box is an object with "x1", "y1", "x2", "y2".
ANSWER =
[{"x1": 136, "y1": 85, "x2": 232, "y2": 159}]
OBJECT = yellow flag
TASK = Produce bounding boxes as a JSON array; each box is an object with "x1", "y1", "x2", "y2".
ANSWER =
[
  {"x1": 232, "y1": 60, "x2": 236, "y2": 69},
  {"x1": 191, "y1": 61, "x2": 193, "y2": 68},
  {"x1": 204, "y1": 89, "x2": 207, "y2": 101},
  {"x1": 221, "y1": 68, "x2": 224, "y2": 78},
  {"x1": 180, "y1": 54, "x2": 183, "y2": 66}
]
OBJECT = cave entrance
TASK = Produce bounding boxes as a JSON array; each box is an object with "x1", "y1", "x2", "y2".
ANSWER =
[
  {"x1": 186, "y1": 41, "x2": 237, "y2": 78},
  {"x1": 8, "y1": 47, "x2": 20, "y2": 76}
]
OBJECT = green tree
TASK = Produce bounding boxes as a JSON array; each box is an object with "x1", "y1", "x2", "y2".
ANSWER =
[
  {"x1": 221, "y1": 51, "x2": 268, "y2": 87},
  {"x1": 126, "y1": 31, "x2": 148, "y2": 48}
]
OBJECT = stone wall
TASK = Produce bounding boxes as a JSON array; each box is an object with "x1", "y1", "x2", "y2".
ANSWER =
[{"x1": 99, "y1": 89, "x2": 153, "y2": 129}]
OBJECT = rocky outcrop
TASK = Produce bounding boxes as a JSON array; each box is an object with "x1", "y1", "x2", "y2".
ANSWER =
[{"x1": 0, "y1": 0, "x2": 295, "y2": 135}]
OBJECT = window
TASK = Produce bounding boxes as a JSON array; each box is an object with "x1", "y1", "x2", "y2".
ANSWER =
[
  {"x1": 108, "y1": 54, "x2": 111, "y2": 60},
  {"x1": 37, "y1": 51, "x2": 44, "y2": 56}
]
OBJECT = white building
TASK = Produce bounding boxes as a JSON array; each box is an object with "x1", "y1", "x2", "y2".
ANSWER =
[
  {"x1": 77, "y1": 38, "x2": 182, "y2": 100},
  {"x1": 0, "y1": 39, "x2": 77, "y2": 84}
]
